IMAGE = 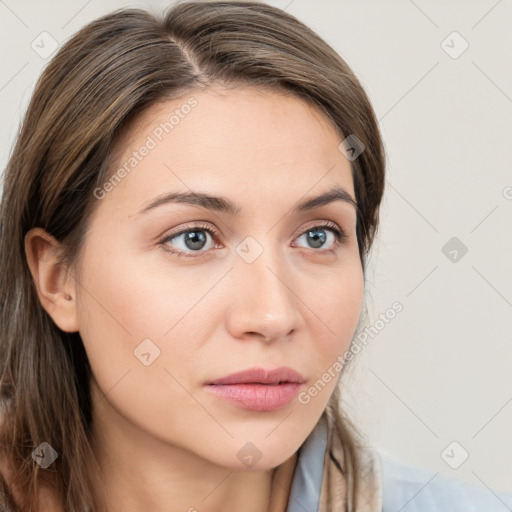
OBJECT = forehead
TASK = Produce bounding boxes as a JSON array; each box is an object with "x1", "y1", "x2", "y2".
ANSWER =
[
  {"x1": 130, "y1": 84, "x2": 340, "y2": 145},
  {"x1": 101, "y1": 85, "x2": 355, "y2": 213}
]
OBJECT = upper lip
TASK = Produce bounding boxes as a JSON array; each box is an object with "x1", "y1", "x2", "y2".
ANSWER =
[{"x1": 206, "y1": 366, "x2": 306, "y2": 385}]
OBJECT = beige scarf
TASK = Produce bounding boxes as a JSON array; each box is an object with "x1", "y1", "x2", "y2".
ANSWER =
[{"x1": 318, "y1": 408, "x2": 382, "y2": 512}]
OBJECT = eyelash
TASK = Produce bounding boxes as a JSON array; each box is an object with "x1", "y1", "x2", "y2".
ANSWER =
[{"x1": 159, "y1": 221, "x2": 348, "y2": 259}]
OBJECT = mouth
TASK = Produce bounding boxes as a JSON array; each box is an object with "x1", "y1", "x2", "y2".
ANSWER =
[
  {"x1": 205, "y1": 382, "x2": 303, "y2": 412},
  {"x1": 205, "y1": 366, "x2": 306, "y2": 386},
  {"x1": 204, "y1": 367, "x2": 305, "y2": 412}
]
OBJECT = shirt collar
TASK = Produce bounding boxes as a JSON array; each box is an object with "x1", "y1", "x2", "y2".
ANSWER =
[{"x1": 285, "y1": 412, "x2": 328, "y2": 512}]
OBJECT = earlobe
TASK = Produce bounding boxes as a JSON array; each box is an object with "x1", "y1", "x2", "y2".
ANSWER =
[{"x1": 24, "y1": 227, "x2": 79, "y2": 333}]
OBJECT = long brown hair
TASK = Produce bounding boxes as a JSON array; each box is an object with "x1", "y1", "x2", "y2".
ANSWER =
[{"x1": 0, "y1": 1, "x2": 386, "y2": 510}]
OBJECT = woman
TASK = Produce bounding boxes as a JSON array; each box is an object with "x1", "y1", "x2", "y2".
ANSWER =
[{"x1": 0, "y1": 2, "x2": 511, "y2": 511}]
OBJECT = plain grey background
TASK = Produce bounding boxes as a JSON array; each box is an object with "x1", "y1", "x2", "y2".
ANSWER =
[{"x1": 1, "y1": 0, "x2": 511, "y2": 496}]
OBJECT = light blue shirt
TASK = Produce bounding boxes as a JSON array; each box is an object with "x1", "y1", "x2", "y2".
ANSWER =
[
  {"x1": 380, "y1": 455, "x2": 512, "y2": 512},
  {"x1": 286, "y1": 415, "x2": 512, "y2": 511}
]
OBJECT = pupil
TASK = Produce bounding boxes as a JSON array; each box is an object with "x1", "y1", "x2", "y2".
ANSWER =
[
  {"x1": 185, "y1": 231, "x2": 206, "y2": 250},
  {"x1": 308, "y1": 228, "x2": 326, "y2": 248}
]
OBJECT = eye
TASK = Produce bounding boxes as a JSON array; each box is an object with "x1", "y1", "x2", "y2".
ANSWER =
[
  {"x1": 293, "y1": 222, "x2": 347, "y2": 252},
  {"x1": 160, "y1": 222, "x2": 217, "y2": 257},
  {"x1": 159, "y1": 221, "x2": 347, "y2": 258}
]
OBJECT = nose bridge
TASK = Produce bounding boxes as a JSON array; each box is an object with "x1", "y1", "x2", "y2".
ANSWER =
[{"x1": 228, "y1": 235, "x2": 300, "y2": 339}]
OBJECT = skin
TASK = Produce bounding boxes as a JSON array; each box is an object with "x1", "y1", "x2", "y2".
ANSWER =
[{"x1": 25, "y1": 85, "x2": 364, "y2": 512}]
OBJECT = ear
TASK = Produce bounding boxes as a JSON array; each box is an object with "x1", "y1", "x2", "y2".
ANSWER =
[{"x1": 24, "y1": 227, "x2": 79, "y2": 333}]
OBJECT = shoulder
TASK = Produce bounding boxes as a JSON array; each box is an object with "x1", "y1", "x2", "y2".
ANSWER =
[{"x1": 377, "y1": 451, "x2": 512, "y2": 512}]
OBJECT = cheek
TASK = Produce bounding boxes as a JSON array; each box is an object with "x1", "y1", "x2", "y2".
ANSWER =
[
  {"x1": 315, "y1": 260, "x2": 364, "y2": 341},
  {"x1": 74, "y1": 240, "x2": 222, "y2": 378},
  {"x1": 74, "y1": 244, "x2": 216, "y2": 437},
  {"x1": 292, "y1": 264, "x2": 363, "y2": 410}
]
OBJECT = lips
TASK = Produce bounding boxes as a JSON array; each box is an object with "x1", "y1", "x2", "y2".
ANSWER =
[
  {"x1": 205, "y1": 366, "x2": 306, "y2": 412},
  {"x1": 205, "y1": 366, "x2": 306, "y2": 386}
]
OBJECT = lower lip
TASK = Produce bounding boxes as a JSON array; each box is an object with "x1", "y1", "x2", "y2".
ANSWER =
[{"x1": 206, "y1": 383, "x2": 302, "y2": 411}]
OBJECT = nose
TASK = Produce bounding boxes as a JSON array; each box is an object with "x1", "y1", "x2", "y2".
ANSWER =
[{"x1": 225, "y1": 244, "x2": 302, "y2": 343}]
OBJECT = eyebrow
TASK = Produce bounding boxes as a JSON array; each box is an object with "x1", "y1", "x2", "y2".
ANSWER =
[{"x1": 136, "y1": 185, "x2": 358, "y2": 217}]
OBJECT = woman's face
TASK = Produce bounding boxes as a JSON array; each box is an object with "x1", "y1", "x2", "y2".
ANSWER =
[{"x1": 74, "y1": 85, "x2": 364, "y2": 470}]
